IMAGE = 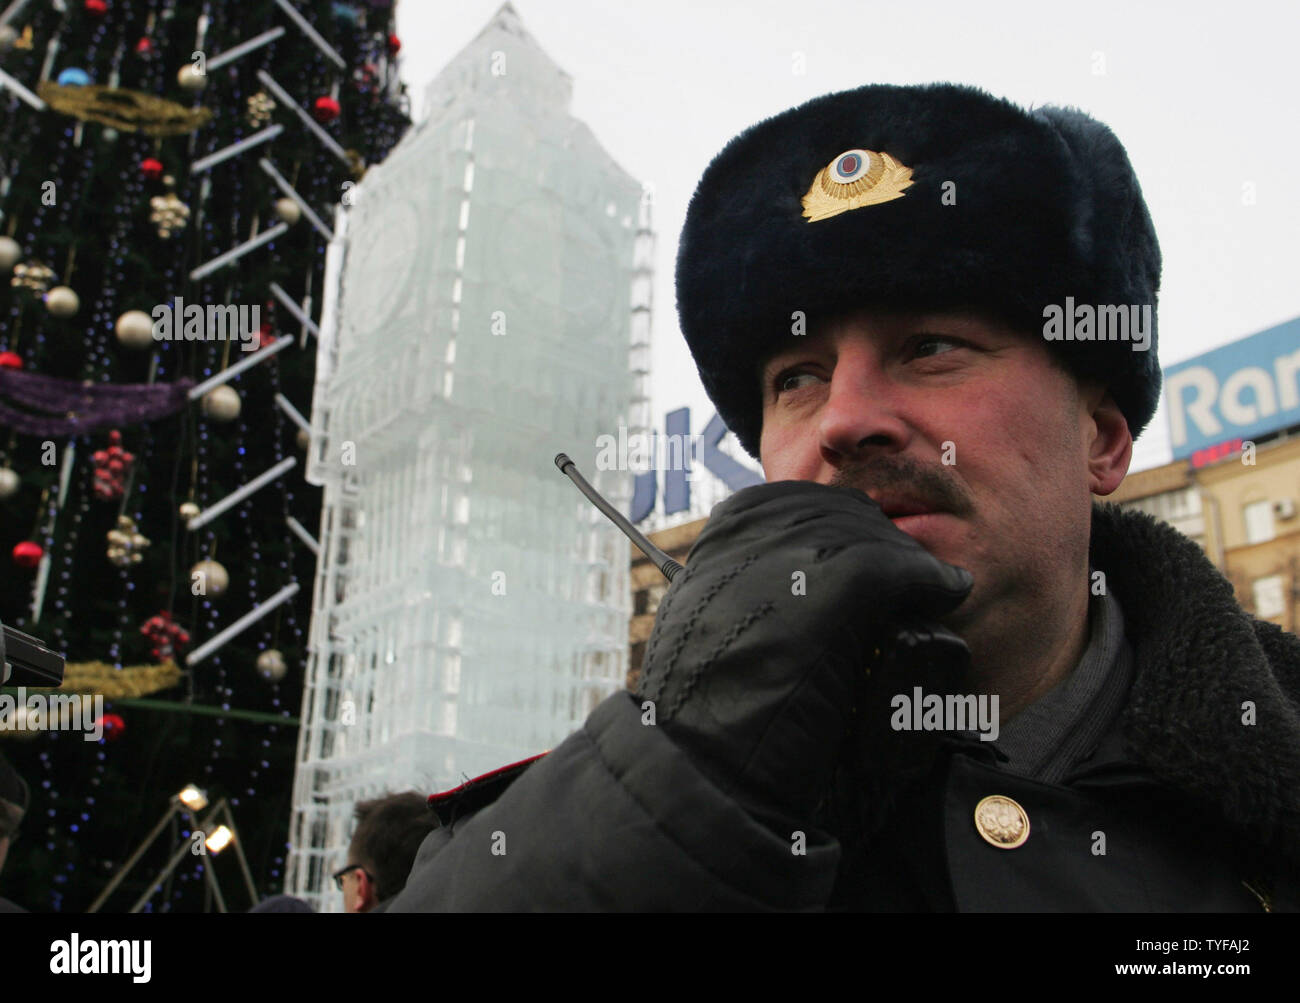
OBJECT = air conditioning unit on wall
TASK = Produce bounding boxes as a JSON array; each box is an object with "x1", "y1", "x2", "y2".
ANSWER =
[{"x1": 1274, "y1": 498, "x2": 1297, "y2": 520}]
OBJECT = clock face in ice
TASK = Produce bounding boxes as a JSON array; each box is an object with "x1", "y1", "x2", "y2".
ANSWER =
[
  {"x1": 346, "y1": 195, "x2": 422, "y2": 337},
  {"x1": 562, "y1": 210, "x2": 623, "y2": 336},
  {"x1": 488, "y1": 192, "x2": 624, "y2": 335}
]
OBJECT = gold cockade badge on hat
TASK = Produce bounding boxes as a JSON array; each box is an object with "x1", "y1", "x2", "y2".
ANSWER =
[{"x1": 801, "y1": 148, "x2": 914, "y2": 222}]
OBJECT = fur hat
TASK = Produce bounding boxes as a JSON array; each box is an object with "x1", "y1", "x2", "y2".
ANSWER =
[{"x1": 676, "y1": 82, "x2": 1162, "y2": 458}]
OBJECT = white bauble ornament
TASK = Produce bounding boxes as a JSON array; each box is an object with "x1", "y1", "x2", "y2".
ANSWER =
[
  {"x1": 274, "y1": 198, "x2": 301, "y2": 225},
  {"x1": 296, "y1": 427, "x2": 310, "y2": 450},
  {"x1": 6, "y1": 704, "x2": 43, "y2": 740},
  {"x1": 190, "y1": 559, "x2": 229, "y2": 598},
  {"x1": 179, "y1": 501, "x2": 200, "y2": 521},
  {"x1": 0, "y1": 467, "x2": 20, "y2": 499},
  {"x1": 115, "y1": 309, "x2": 155, "y2": 349},
  {"x1": 0, "y1": 236, "x2": 21, "y2": 271},
  {"x1": 45, "y1": 285, "x2": 80, "y2": 318},
  {"x1": 177, "y1": 64, "x2": 207, "y2": 91},
  {"x1": 256, "y1": 649, "x2": 287, "y2": 682},
  {"x1": 201, "y1": 385, "x2": 241, "y2": 423}
]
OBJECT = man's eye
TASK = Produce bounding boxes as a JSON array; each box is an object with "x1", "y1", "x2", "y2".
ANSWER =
[
  {"x1": 775, "y1": 371, "x2": 822, "y2": 394},
  {"x1": 911, "y1": 335, "x2": 965, "y2": 359}
]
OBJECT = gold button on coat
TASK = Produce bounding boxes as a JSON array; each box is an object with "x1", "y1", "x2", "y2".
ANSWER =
[{"x1": 974, "y1": 795, "x2": 1030, "y2": 849}]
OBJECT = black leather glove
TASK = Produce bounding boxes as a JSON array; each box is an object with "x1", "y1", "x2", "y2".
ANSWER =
[{"x1": 635, "y1": 480, "x2": 973, "y2": 824}]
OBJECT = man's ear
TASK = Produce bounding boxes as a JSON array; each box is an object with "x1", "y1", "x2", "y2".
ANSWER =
[
  {"x1": 356, "y1": 869, "x2": 379, "y2": 912},
  {"x1": 1083, "y1": 384, "x2": 1132, "y2": 497}
]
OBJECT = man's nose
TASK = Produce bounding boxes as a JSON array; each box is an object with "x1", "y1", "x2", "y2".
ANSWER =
[{"x1": 817, "y1": 350, "x2": 911, "y2": 468}]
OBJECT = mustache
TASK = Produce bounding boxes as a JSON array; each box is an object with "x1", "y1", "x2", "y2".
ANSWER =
[{"x1": 827, "y1": 455, "x2": 974, "y2": 517}]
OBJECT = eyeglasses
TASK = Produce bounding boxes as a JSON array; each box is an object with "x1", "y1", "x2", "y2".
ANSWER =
[{"x1": 331, "y1": 864, "x2": 374, "y2": 890}]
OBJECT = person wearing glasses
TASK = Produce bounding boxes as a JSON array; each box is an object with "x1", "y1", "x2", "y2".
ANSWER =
[{"x1": 334, "y1": 791, "x2": 439, "y2": 913}]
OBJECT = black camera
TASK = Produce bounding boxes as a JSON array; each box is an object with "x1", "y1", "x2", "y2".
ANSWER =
[{"x1": 0, "y1": 619, "x2": 65, "y2": 688}]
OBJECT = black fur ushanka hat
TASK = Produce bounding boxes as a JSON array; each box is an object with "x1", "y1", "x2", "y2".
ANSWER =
[{"x1": 675, "y1": 83, "x2": 1162, "y2": 458}]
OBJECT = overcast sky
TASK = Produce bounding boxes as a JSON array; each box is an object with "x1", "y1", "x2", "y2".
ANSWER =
[{"x1": 394, "y1": 0, "x2": 1300, "y2": 475}]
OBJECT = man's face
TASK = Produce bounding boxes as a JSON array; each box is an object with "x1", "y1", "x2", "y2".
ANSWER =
[{"x1": 758, "y1": 309, "x2": 1130, "y2": 637}]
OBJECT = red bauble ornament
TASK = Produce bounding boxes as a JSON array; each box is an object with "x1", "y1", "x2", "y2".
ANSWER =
[
  {"x1": 387, "y1": 34, "x2": 401, "y2": 54},
  {"x1": 140, "y1": 611, "x2": 190, "y2": 661},
  {"x1": 134, "y1": 36, "x2": 153, "y2": 57},
  {"x1": 92, "y1": 430, "x2": 135, "y2": 501},
  {"x1": 98, "y1": 713, "x2": 126, "y2": 741},
  {"x1": 12, "y1": 541, "x2": 43, "y2": 569},
  {"x1": 312, "y1": 96, "x2": 340, "y2": 123},
  {"x1": 85, "y1": 0, "x2": 108, "y2": 16},
  {"x1": 0, "y1": 351, "x2": 22, "y2": 369},
  {"x1": 258, "y1": 320, "x2": 276, "y2": 349},
  {"x1": 141, "y1": 157, "x2": 164, "y2": 180}
]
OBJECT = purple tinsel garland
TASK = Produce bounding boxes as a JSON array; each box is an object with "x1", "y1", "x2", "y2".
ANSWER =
[{"x1": 0, "y1": 369, "x2": 195, "y2": 436}]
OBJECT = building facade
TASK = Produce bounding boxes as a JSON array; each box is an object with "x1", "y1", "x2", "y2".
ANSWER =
[{"x1": 1111, "y1": 433, "x2": 1300, "y2": 632}]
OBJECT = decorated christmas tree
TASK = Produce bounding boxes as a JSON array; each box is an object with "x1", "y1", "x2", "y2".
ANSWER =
[{"x1": 0, "y1": 0, "x2": 408, "y2": 912}]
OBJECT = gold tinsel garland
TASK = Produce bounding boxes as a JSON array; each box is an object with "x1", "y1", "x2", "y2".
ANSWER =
[
  {"x1": 36, "y1": 83, "x2": 212, "y2": 136},
  {"x1": 56, "y1": 659, "x2": 182, "y2": 698},
  {"x1": 0, "y1": 661, "x2": 183, "y2": 740},
  {"x1": 10, "y1": 659, "x2": 182, "y2": 699},
  {"x1": 1, "y1": 660, "x2": 183, "y2": 740}
]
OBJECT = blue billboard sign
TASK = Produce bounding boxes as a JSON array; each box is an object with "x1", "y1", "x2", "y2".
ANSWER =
[
  {"x1": 629, "y1": 408, "x2": 764, "y2": 523},
  {"x1": 1163, "y1": 316, "x2": 1300, "y2": 460}
]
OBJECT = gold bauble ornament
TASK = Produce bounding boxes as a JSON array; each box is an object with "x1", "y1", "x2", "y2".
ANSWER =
[
  {"x1": 246, "y1": 90, "x2": 275, "y2": 128},
  {"x1": 10, "y1": 261, "x2": 54, "y2": 296},
  {"x1": 177, "y1": 64, "x2": 207, "y2": 91},
  {"x1": 256, "y1": 649, "x2": 287, "y2": 682},
  {"x1": 115, "y1": 309, "x2": 155, "y2": 349},
  {"x1": 190, "y1": 558, "x2": 229, "y2": 598},
  {"x1": 0, "y1": 236, "x2": 21, "y2": 271},
  {"x1": 45, "y1": 285, "x2": 80, "y2": 318},
  {"x1": 201, "y1": 385, "x2": 241, "y2": 423},
  {"x1": 274, "y1": 197, "x2": 301, "y2": 225},
  {"x1": 106, "y1": 515, "x2": 150, "y2": 567},
  {"x1": 150, "y1": 191, "x2": 190, "y2": 239}
]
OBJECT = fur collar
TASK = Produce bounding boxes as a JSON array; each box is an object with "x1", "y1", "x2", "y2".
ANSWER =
[{"x1": 1090, "y1": 502, "x2": 1300, "y2": 869}]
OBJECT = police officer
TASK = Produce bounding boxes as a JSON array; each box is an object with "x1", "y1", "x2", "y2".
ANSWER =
[{"x1": 390, "y1": 83, "x2": 1300, "y2": 912}]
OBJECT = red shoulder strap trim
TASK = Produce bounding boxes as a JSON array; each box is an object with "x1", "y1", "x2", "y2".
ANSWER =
[{"x1": 425, "y1": 752, "x2": 548, "y2": 825}]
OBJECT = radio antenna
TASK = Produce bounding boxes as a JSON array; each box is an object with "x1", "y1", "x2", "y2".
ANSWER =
[{"x1": 554, "y1": 453, "x2": 683, "y2": 582}]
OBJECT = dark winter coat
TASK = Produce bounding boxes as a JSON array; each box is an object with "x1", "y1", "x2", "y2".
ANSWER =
[{"x1": 387, "y1": 503, "x2": 1300, "y2": 911}]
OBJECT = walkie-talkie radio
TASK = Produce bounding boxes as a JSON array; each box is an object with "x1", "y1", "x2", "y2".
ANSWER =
[{"x1": 553, "y1": 452, "x2": 970, "y2": 672}]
